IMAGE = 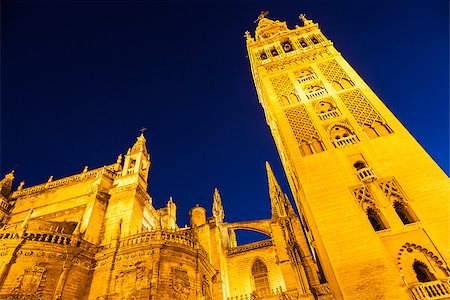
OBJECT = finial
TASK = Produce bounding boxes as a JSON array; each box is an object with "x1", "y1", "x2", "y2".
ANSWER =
[
  {"x1": 18, "y1": 180, "x2": 25, "y2": 191},
  {"x1": 139, "y1": 127, "x2": 147, "y2": 135},
  {"x1": 213, "y1": 188, "x2": 224, "y2": 224},
  {"x1": 116, "y1": 154, "x2": 122, "y2": 164},
  {"x1": 254, "y1": 11, "x2": 269, "y2": 23},
  {"x1": 83, "y1": 166, "x2": 88, "y2": 173},
  {"x1": 168, "y1": 196, "x2": 174, "y2": 204},
  {"x1": 21, "y1": 208, "x2": 33, "y2": 229},
  {"x1": 47, "y1": 176, "x2": 53, "y2": 183}
]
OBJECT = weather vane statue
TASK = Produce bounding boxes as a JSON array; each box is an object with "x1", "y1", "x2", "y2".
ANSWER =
[{"x1": 254, "y1": 11, "x2": 269, "y2": 23}]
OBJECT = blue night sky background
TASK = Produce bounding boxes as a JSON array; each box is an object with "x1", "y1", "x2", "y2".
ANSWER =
[{"x1": 1, "y1": 2, "x2": 448, "y2": 243}]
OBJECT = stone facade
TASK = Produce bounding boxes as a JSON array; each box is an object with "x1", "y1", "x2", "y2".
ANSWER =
[
  {"x1": 0, "y1": 133, "x2": 331, "y2": 299},
  {"x1": 1, "y1": 12, "x2": 449, "y2": 300},
  {"x1": 246, "y1": 13, "x2": 450, "y2": 300}
]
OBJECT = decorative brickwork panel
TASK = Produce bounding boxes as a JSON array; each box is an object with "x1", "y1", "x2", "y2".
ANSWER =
[
  {"x1": 284, "y1": 105, "x2": 320, "y2": 143},
  {"x1": 317, "y1": 59, "x2": 352, "y2": 84},
  {"x1": 339, "y1": 89, "x2": 385, "y2": 127},
  {"x1": 270, "y1": 74, "x2": 299, "y2": 105},
  {"x1": 284, "y1": 105, "x2": 325, "y2": 155}
]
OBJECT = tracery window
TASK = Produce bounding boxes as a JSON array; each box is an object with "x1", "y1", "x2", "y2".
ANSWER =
[
  {"x1": 393, "y1": 201, "x2": 416, "y2": 225},
  {"x1": 413, "y1": 261, "x2": 436, "y2": 283},
  {"x1": 252, "y1": 259, "x2": 270, "y2": 296},
  {"x1": 366, "y1": 207, "x2": 386, "y2": 231}
]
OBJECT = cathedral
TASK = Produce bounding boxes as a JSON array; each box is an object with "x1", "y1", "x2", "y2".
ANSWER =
[{"x1": 0, "y1": 13, "x2": 449, "y2": 300}]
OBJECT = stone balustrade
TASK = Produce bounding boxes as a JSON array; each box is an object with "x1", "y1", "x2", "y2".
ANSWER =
[
  {"x1": 119, "y1": 229, "x2": 201, "y2": 251},
  {"x1": 333, "y1": 135, "x2": 358, "y2": 148},
  {"x1": 318, "y1": 109, "x2": 340, "y2": 120},
  {"x1": 226, "y1": 239, "x2": 273, "y2": 255},
  {"x1": 306, "y1": 89, "x2": 327, "y2": 99},
  {"x1": 298, "y1": 74, "x2": 317, "y2": 83},
  {"x1": 10, "y1": 165, "x2": 118, "y2": 198},
  {"x1": 356, "y1": 167, "x2": 377, "y2": 183},
  {"x1": 410, "y1": 279, "x2": 450, "y2": 299},
  {"x1": 228, "y1": 287, "x2": 283, "y2": 300}
]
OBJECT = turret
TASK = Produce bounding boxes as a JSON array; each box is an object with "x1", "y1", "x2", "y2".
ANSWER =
[
  {"x1": 159, "y1": 197, "x2": 177, "y2": 230},
  {"x1": 0, "y1": 171, "x2": 14, "y2": 198},
  {"x1": 190, "y1": 204, "x2": 206, "y2": 228},
  {"x1": 122, "y1": 133, "x2": 150, "y2": 182}
]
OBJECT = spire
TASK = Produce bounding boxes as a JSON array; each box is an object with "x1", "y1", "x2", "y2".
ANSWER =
[
  {"x1": 0, "y1": 170, "x2": 14, "y2": 197},
  {"x1": 266, "y1": 162, "x2": 292, "y2": 218},
  {"x1": 212, "y1": 188, "x2": 224, "y2": 224},
  {"x1": 129, "y1": 132, "x2": 149, "y2": 158}
]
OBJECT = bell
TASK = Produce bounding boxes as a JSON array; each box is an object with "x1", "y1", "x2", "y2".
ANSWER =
[{"x1": 283, "y1": 43, "x2": 292, "y2": 51}]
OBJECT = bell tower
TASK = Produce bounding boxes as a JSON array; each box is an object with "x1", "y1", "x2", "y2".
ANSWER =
[{"x1": 246, "y1": 13, "x2": 450, "y2": 299}]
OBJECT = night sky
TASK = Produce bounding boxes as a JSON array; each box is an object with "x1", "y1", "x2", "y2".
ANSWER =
[{"x1": 1, "y1": 2, "x2": 448, "y2": 243}]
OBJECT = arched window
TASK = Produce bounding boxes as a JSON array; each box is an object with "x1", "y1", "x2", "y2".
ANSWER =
[
  {"x1": 393, "y1": 201, "x2": 415, "y2": 224},
  {"x1": 413, "y1": 261, "x2": 436, "y2": 282},
  {"x1": 252, "y1": 259, "x2": 270, "y2": 296},
  {"x1": 353, "y1": 161, "x2": 366, "y2": 171},
  {"x1": 366, "y1": 207, "x2": 386, "y2": 231}
]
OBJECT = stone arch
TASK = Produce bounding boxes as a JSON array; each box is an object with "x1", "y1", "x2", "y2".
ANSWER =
[
  {"x1": 327, "y1": 122, "x2": 354, "y2": 136},
  {"x1": 226, "y1": 221, "x2": 272, "y2": 236},
  {"x1": 397, "y1": 243, "x2": 449, "y2": 284}
]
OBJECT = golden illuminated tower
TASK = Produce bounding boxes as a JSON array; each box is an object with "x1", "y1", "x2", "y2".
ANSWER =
[{"x1": 246, "y1": 13, "x2": 450, "y2": 299}]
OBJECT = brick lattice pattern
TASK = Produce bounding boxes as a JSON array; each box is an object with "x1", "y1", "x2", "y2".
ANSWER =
[
  {"x1": 284, "y1": 105, "x2": 321, "y2": 143},
  {"x1": 339, "y1": 89, "x2": 385, "y2": 127},
  {"x1": 317, "y1": 59, "x2": 350, "y2": 83}
]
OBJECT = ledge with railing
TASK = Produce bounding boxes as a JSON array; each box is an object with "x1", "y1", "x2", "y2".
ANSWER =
[
  {"x1": 306, "y1": 89, "x2": 327, "y2": 99},
  {"x1": 0, "y1": 228, "x2": 96, "y2": 253},
  {"x1": 298, "y1": 74, "x2": 317, "y2": 83},
  {"x1": 318, "y1": 110, "x2": 339, "y2": 120},
  {"x1": 333, "y1": 135, "x2": 358, "y2": 148},
  {"x1": 410, "y1": 279, "x2": 450, "y2": 300},
  {"x1": 10, "y1": 165, "x2": 119, "y2": 198},
  {"x1": 356, "y1": 167, "x2": 377, "y2": 183},
  {"x1": 119, "y1": 229, "x2": 198, "y2": 249},
  {"x1": 226, "y1": 239, "x2": 273, "y2": 255}
]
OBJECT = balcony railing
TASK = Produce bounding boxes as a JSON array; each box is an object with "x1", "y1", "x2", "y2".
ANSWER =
[
  {"x1": 356, "y1": 167, "x2": 377, "y2": 183},
  {"x1": 410, "y1": 279, "x2": 450, "y2": 299},
  {"x1": 318, "y1": 109, "x2": 339, "y2": 120},
  {"x1": 333, "y1": 135, "x2": 358, "y2": 148},
  {"x1": 306, "y1": 89, "x2": 327, "y2": 99},
  {"x1": 298, "y1": 74, "x2": 317, "y2": 83}
]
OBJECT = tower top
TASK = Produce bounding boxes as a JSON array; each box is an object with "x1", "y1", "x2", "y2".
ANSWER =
[{"x1": 129, "y1": 132, "x2": 149, "y2": 158}]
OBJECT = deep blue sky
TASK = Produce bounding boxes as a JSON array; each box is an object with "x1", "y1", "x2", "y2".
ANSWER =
[{"x1": 1, "y1": 2, "x2": 448, "y2": 242}]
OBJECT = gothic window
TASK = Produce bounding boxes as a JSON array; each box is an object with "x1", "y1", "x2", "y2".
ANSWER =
[
  {"x1": 393, "y1": 201, "x2": 416, "y2": 225},
  {"x1": 129, "y1": 159, "x2": 136, "y2": 169},
  {"x1": 311, "y1": 36, "x2": 319, "y2": 44},
  {"x1": 413, "y1": 261, "x2": 436, "y2": 282},
  {"x1": 366, "y1": 207, "x2": 386, "y2": 231},
  {"x1": 252, "y1": 259, "x2": 270, "y2": 296},
  {"x1": 281, "y1": 40, "x2": 293, "y2": 52}
]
